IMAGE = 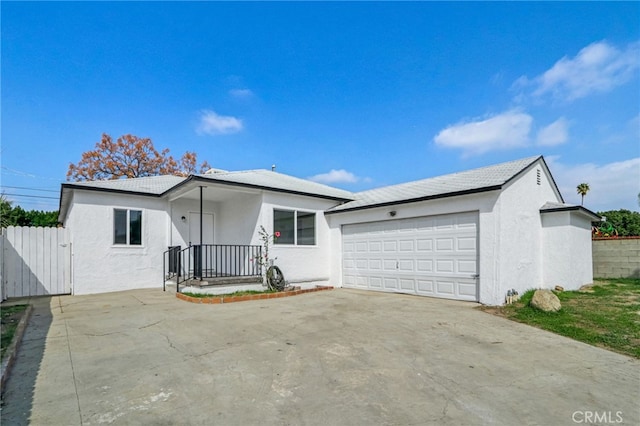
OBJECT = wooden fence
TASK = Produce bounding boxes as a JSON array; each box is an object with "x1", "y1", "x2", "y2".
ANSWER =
[{"x1": 1, "y1": 226, "x2": 71, "y2": 300}]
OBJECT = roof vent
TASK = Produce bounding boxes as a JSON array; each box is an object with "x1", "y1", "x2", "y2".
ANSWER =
[
  {"x1": 536, "y1": 169, "x2": 541, "y2": 185},
  {"x1": 272, "y1": 164, "x2": 276, "y2": 172},
  {"x1": 204, "y1": 168, "x2": 228, "y2": 174}
]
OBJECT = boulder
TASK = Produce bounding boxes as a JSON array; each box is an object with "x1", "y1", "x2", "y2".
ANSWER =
[
  {"x1": 579, "y1": 284, "x2": 594, "y2": 293},
  {"x1": 554, "y1": 285, "x2": 564, "y2": 292},
  {"x1": 530, "y1": 289, "x2": 561, "y2": 312}
]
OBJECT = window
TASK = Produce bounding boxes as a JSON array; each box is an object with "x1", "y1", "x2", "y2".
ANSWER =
[
  {"x1": 114, "y1": 209, "x2": 142, "y2": 245},
  {"x1": 273, "y1": 209, "x2": 315, "y2": 245}
]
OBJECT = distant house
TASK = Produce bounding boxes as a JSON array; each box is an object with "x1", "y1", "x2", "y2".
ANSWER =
[{"x1": 58, "y1": 155, "x2": 599, "y2": 305}]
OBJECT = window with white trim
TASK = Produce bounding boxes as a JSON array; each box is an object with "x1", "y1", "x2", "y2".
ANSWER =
[
  {"x1": 273, "y1": 209, "x2": 315, "y2": 245},
  {"x1": 114, "y1": 209, "x2": 142, "y2": 245}
]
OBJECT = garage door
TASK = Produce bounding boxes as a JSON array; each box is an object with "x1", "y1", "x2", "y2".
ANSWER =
[{"x1": 342, "y1": 212, "x2": 478, "y2": 301}]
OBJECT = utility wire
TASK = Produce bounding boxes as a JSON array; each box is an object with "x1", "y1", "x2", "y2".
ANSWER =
[
  {"x1": 1, "y1": 185, "x2": 59, "y2": 193},
  {"x1": 3, "y1": 193, "x2": 59, "y2": 200}
]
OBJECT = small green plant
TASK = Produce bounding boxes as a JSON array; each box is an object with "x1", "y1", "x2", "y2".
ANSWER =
[
  {"x1": 182, "y1": 289, "x2": 275, "y2": 298},
  {"x1": 1, "y1": 304, "x2": 28, "y2": 360}
]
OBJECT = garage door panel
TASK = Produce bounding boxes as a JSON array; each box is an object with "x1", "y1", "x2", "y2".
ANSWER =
[
  {"x1": 436, "y1": 217, "x2": 455, "y2": 229},
  {"x1": 398, "y1": 259, "x2": 414, "y2": 272},
  {"x1": 369, "y1": 277, "x2": 383, "y2": 288},
  {"x1": 456, "y1": 213, "x2": 478, "y2": 228},
  {"x1": 399, "y1": 240, "x2": 414, "y2": 251},
  {"x1": 369, "y1": 259, "x2": 382, "y2": 270},
  {"x1": 383, "y1": 260, "x2": 396, "y2": 271},
  {"x1": 458, "y1": 280, "x2": 477, "y2": 298},
  {"x1": 400, "y1": 278, "x2": 415, "y2": 291},
  {"x1": 342, "y1": 212, "x2": 478, "y2": 301},
  {"x1": 436, "y1": 280, "x2": 455, "y2": 295},
  {"x1": 384, "y1": 278, "x2": 399, "y2": 290},
  {"x1": 357, "y1": 242, "x2": 370, "y2": 252},
  {"x1": 436, "y1": 259, "x2": 454, "y2": 273},
  {"x1": 417, "y1": 239, "x2": 433, "y2": 251},
  {"x1": 457, "y1": 237, "x2": 476, "y2": 251},
  {"x1": 417, "y1": 260, "x2": 433, "y2": 272},
  {"x1": 436, "y1": 238, "x2": 454, "y2": 251},
  {"x1": 369, "y1": 241, "x2": 382, "y2": 252},
  {"x1": 458, "y1": 260, "x2": 477, "y2": 274},
  {"x1": 417, "y1": 279, "x2": 434, "y2": 294},
  {"x1": 383, "y1": 241, "x2": 397, "y2": 252}
]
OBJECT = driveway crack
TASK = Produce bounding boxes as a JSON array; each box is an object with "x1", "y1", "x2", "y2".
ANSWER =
[
  {"x1": 138, "y1": 320, "x2": 163, "y2": 330},
  {"x1": 64, "y1": 319, "x2": 84, "y2": 425}
]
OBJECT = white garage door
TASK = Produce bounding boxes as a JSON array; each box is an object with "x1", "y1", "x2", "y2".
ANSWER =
[{"x1": 342, "y1": 212, "x2": 478, "y2": 301}]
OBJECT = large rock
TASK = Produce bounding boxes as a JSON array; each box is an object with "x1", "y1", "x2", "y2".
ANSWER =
[{"x1": 530, "y1": 289, "x2": 562, "y2": 312}]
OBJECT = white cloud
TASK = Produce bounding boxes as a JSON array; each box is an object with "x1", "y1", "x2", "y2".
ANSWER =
[
  {"x1": 308, "y1": 169, "x2": 361, "y2": 184},
  {"x1": 546, "y1": 156, "x2": 640, "y2": 211},
  {"x1": 536, "y1": 117, "x2": 569, "y2": 147},
  {"x1": 433, "y1": 110, "x2": 532, "y2": 156},
  {"x1": 519, "y1": 40, "x2": 640, "y2": 102},
  {"x1": 229, "y1": 88, "x2": 254, "y2": 99},
  {"x1": 196, "y1": 110, "x2": 243, "y2": 135}
]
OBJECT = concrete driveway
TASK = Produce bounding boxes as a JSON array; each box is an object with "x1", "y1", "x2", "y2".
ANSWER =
[{"x1": 1, "y1": 289, "x2": 638, "y2": 425}]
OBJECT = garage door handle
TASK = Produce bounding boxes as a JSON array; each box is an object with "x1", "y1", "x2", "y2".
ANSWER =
[
  {"x1": 396, "y1": 261, "x2": 399, "y2": 269},
  {"x1": 472, "y1": 274, "x2": 479, "y2": 279}
]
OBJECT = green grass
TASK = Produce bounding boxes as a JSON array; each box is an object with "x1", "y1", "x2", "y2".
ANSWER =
[
  {"x1": 481, "y1": 278, "x2": 640, "y2": 358},
  {"x1": 1, "y1": 304, "x2": 28, "y2": 360},
  {"x1": 182, "y1": 289, "x2": 276, "y2": 298}
]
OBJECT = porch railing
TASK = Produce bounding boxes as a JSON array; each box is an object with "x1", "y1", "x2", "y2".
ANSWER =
[{"x1": 163, "y1": 244, "x2": 262, "y2": 291}]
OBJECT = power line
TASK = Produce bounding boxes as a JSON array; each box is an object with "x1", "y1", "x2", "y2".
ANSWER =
[
  {"x1": 3, "y1": 193, "x2": 59, "y2": 200},
  {"x1": 1, "y1": 166, "x2": 64, "y2": 182},
  {"x1": 1, "y1": 185, "x2": 59, "y2": 193}
]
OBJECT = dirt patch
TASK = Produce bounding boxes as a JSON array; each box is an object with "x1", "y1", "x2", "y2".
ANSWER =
[{"x1": 477, "y1": 305, "x2": 511, "y2": 318}]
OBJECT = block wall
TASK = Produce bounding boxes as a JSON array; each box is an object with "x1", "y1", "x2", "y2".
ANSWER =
[{"x1": 592, "y1": 237, "x2": 640, "y2": 279}]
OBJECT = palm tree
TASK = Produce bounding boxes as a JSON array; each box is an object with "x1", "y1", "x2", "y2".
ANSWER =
[{"x1": 576, "y1": 183, "x2": 590, "y2": 206}]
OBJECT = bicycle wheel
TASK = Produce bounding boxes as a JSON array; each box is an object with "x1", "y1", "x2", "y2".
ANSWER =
[{"x1": 266, "y1": 265, "x2": 286, "y2": 291}]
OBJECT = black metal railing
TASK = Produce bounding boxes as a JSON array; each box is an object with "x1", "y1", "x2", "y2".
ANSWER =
[{"x1": 163, "y1": 244, "x2": 262, "y2": 291}]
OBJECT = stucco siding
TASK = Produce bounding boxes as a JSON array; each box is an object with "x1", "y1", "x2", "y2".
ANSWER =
[
  {"x1": 169, "y1": 198, "x2": 221, "y2": 249},
  {"x1": 66, "y1": 191, "x2": 169, "y2": 295},
  {"x1": 261, "y1": 192, "x2": 339, "y2": 288},
  {"x1": 542, "y1": 212, "x2": 594, "y2": 289},
  {"x1": 216, "y1": 194, "x2": 263, "y2": 245},
  {"x1": 496, "y1": 162, "x2": 562, "y2": 302}
]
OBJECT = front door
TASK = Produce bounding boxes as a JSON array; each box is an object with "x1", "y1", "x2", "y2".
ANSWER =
[{"x1": 189, "y1": 212, "x2": 214, "y2": 245}]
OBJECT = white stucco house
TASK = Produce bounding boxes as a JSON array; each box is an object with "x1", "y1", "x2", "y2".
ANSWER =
[{"x1": 58, "y1": 155, "x2": 600, "y2": 305}]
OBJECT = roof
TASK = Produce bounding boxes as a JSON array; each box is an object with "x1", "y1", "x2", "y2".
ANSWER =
[
  {"x1": 540, "y1": 202, "x2": 601, "y2": 221},
  {"x1": 58, "y1": 170, "x2": 354, "y2": 223},
  {"x1": 61, "y1": 175, "x2": 186, "y2": 195},
  {"x1": 191, "y1": 169, "x2": 354, "y2": 201},
  {"x1": 327, "y1": 155, "x2": 544, "y2": 213}
]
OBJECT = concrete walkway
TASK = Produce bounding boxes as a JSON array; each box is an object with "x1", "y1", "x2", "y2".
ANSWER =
[{"x1": 1, "y1": 289, "x2": 638, "y2": 425}]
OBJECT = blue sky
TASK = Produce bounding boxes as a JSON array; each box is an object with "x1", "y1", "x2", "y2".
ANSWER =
[{"x1": 2, "y1": 1, "x2": 639, "y2": 213}]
